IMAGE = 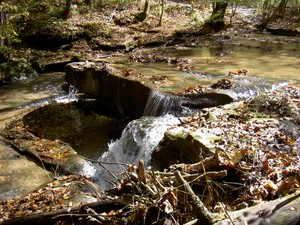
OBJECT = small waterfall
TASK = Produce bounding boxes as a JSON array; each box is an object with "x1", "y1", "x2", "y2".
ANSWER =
[
  {"x1": 143, "y1": 90, "x2": 177, "y2": 116},
  {"x1": 93, "y1": 114, "x2": 180, "y2": 188},
  {"x1": 143, "y1": 90, "x2": 191, "y2": 116},
  {"x1": 55, "y1": 85, "x2": 78, "y2": 103}
]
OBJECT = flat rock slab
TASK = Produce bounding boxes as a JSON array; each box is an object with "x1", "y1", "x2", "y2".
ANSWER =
[
  {"x1": 65, "y1": 62, "x2": 234, "y2": 118},
  {"x1": 0, "y1": 140, "x2": 54, "y2": 201},
  {"x1": 4, "y1": 117, "x2": 95, "y2": 178}
]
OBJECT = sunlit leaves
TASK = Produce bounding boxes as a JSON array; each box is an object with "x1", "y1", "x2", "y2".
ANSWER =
[
  {"x1": 0, "y1": 175, "x2": 96, "y2": 222},
  {"x1": 172, "y1": 86, "x2": 300, "y2": 210}
]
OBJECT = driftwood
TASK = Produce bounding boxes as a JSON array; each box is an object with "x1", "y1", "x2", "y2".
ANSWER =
[
  {"x1": 137, "y1": 160, "x2": 147, "y2": 183},
  {"x1": 160, "y1": 170, "x2": 228, "y2": 185},
  {"x1": 1, "y1": 199, "x2": 126, "y2": 225},
  {"x1": 215, "y1": 190, "x2": 300, "y2": 225},
  {"x1": 175, "y1": 170, "x2": 214, "y2": 225},
  {"x1": 170, "y1": 149, "x2": 222, "y2": 174}
]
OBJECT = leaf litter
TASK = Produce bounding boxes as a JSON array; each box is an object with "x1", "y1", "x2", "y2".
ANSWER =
[{"x1": 0, "y1": 86, "x2": 299, "y2": 224}]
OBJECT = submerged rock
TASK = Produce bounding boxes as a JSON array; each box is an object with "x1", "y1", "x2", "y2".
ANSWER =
[{"x1": 3, "y1": 102, "x2": 123, "y2": 178}]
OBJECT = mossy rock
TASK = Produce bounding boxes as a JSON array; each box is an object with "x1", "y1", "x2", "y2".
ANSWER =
[{"x1": 0, "y1": 58, "x2": 37, "y2": 83}]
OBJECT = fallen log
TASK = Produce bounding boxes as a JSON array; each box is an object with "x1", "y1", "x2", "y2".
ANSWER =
[
  {"x1": 1, "y1": 199, "x2": 126, "y2": 225},
  {"x1": 214, "y1": 190, "x2": 300, "y2": 225}
]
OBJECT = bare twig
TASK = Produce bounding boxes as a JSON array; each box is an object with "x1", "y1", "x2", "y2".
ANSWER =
[
  {"x1": 137, "y1": 160, "x2": 147, "y2": 183},
  {"x1": 175, "y1": 171, "x2": 214, "y2": 224}
]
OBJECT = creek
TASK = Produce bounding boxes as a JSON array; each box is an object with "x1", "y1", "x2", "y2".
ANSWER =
[{"x1": 0, "y1": 38, "x2": 299, "y2": 198}]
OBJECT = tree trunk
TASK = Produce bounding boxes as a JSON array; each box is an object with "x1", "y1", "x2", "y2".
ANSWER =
[
  {"x1": 62, "y1": 0, "x2": 72, "y2": 19},
  {"x1": 85, "y1": 0, "x2": 92, "y2": 6},
  {"x1": 277, "y1": 0, "x2": 289, "y2": 16},
  {"x1": 158, "y1": 0, "x2": 164, "y2": 26},
  {"x1": 258, "y1": 0, "x2": 290, "y2": 30},
  {"x1": 202, "y1": 1, "x2": 228, "y2": 32},
  {"x1": 262, "y1": 0, "x2": 271, "y2": 20},
  {"x1": 0, "y1": 5, "x2": 7, "y2": 46},
  {"x1": 229, "y1": 2, "x2": 238, "y2": 25},
  {"x1": 133, "y1": 0, "x2": 150, "y2": 23}
]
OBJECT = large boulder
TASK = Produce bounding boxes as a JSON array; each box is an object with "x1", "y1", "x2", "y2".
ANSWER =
[
  {"x1": 66, "y1": 62, "x2": 151, "y2": 119},
  {"x1": 65, "y1": 62, "x2": 234, "y2": 118},
  {"x1": 151, "y1": 127, "x2": 218, "y2": 170}
]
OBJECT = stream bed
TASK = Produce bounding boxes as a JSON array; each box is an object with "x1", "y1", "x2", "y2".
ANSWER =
[{"x1": 0, "y1": 38, "x2": 300, "y2": 199}]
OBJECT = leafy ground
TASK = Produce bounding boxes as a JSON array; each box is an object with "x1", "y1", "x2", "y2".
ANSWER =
[
  {"x1": 1, "y1": 1, "x2": 300, "y2": 225},
  {"x1": 1, "y1": 85, "x2": 299, "y2": 224},
  {"x1": 2, "y1": 0, "x2": 298, "y2": 79}
]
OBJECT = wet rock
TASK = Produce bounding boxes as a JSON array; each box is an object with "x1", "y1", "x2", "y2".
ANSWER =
[
  {"x1": 66, "y1": 62, "x2": 234, "y2": 118},
  {"x1": 180, "y1": 92, "x2": 233, "y2": 108},
  {"x1": 211, "y1": 79, "x2": 233, "y2": 89},
  {"x1": 266, "y1": 27, "x2": 300, "y2": 37},
  {"x1": 42, "y1": 56, "x2": 81, "y2": 73},
  {"x1": 0, "y1": 140, "x2": 54, "y2": 201},
  {"x1": 66, "y1": 62, "x2": 151, "y2": 119},
  {"x1": 151, "y1": 127, "x2": 217, "y2": 170}
]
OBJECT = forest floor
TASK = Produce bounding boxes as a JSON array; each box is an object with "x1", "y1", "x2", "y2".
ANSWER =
[{"x1": 12, "y1": 1, "x2": 300, "y2": 69}]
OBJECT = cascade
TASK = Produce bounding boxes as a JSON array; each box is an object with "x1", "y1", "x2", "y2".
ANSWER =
[
  {"x1": 143, "y1": 90, "x2": 198, "y2": 116},
  {"x1": 143, "y1": 90, "x2": 180, "y2": 116},
  {"x1": 56, "y1": 85, "x2": 78, "y2": 103},
  {"x1": 93, "y1": 114, "x2": 180, "y2": 188}
]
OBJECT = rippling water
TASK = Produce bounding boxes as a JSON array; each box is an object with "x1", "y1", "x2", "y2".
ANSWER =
[{"x1": 112, "y1": 38, "x2": 300, "y2": 92}]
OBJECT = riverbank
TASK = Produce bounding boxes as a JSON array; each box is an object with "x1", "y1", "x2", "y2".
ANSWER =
[
  {"x1": 0, "y1": 84, "x2": 299, "y2": 224},
  {"x1": 0, "y1": 1, "x2": 300, "y2": 224}
]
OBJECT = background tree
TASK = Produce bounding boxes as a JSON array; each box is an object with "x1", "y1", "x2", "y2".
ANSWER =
[
  {"x1": 158, "y1": 0, "x2": 165, "y2": 26},
  {"x1": 202, "y1": 0, "x2": 229, "y2": 32},
  {"x1": 0, "y1": 0, "x2": 20, "y2": 48},
  {"x1": 258, "y1": 0, "x2": 290, "y2": 30},
  {"x1": 85, "y1": 0, "x2": 92, "y2": 6},
  {"x1": 63, "y1": 0, "x2": 72, "y2": 19},
  {"x1": 133, "y1": 0, "x2": 149, "y2": 23},
  {"x1": 0, "y1": 1, "x2": 7, "y2": 46}
]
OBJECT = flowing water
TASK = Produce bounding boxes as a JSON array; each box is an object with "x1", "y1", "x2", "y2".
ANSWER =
[
  {"x1": 0, "y1": 72, "x2": 76, "y2": 131},
  {"x1": 84, "y1": 39, "x2": 300, "y2": 188},
  {"x1": 0, "y1": 73, "x2": 75, "y2": 200},
  {"x1": 1, "y1": 38, "x2": 300, "y2": 195},
  {"x1": 93, "y1": 114, "x2": 180, "y2": 189},
  {"x1": 112, "y1": 38, "x2": 300, "y2": 93}
]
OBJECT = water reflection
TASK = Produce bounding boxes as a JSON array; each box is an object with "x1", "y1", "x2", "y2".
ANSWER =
[{"x1": 113, "y1": 39, "x2": 300, "y2": 89}]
